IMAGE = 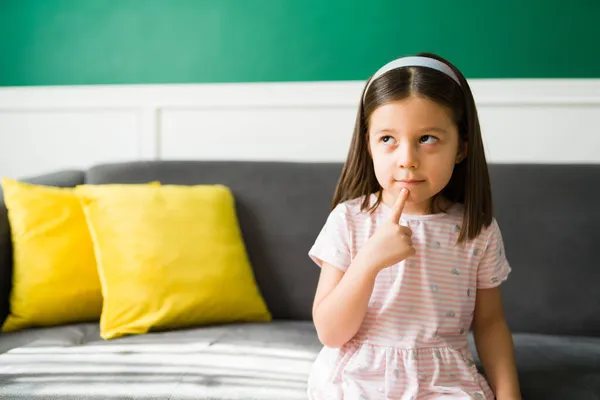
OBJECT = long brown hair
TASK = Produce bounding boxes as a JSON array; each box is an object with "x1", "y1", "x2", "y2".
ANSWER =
[{"x1": 331, "y1": 52, "x2": 492, "y2": 243}]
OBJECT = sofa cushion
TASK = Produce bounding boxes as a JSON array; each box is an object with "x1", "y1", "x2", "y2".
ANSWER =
[
  {"x1": 0, "y1": 170, "x2": 86, "y2": 329},
  {"x1": 508, "y1": 334, "x2": 600, "y2": 399},
  {"x1": 0, "y1": 179, "x2": 102, "y2": 333},
  {"x1": 75, "y1": 183, "x2": 271, "y2": 339},
  {"x1": 0, "y1": 321, "x2": 322, "y2": 400},
  {"x1": 1, "y1": 325, "x2": 599, "y2": 399}
]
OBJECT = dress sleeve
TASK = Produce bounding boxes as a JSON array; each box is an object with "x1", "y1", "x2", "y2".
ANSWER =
[
  {"x1": 477, "y1": 218, "x2": 512, "y2": 289},
  {"x1": 308, "y1": 204, "x2": 351, "y2": 272}
]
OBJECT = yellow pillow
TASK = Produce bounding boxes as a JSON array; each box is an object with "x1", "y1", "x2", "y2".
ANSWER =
[
  {"x1": 75, "y1": 183, "x2": 271, "y2": 340},
  {"x1": 1, "y1": 178, "x2": 102, "y2": 332}
]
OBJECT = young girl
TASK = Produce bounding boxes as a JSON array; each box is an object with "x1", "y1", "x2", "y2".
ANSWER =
[{"x1": 308, "y1": 53, "x2": 521, "y2": 399}]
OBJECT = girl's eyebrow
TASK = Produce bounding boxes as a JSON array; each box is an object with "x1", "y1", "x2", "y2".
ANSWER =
[
  {"x1": 374, "y1": 128, "x2": 397, "y2": 135},
  {"x1": 419, "y1": 127, "x2": 449, "y2": 135}
]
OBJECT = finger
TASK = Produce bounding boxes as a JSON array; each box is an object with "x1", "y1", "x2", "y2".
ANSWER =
[
  {"x1": 402, "y1": 226, "x2": 413, "y2": 237},
  {"x1": 391, "y1": 188, "x2": 409, "y2": 224}
]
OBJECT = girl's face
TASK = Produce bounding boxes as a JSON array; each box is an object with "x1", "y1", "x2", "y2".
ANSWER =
[{"x1": 368, "y1": 96, "x2": 465, "y2": 215}]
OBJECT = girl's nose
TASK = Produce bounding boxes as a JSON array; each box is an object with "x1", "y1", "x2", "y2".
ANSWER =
[{"x1": 396, "y1": 143, "x2": 419, "y2": 169}]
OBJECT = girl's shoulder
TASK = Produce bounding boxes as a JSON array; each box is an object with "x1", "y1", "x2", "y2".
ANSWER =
[
  {"x1": 326, "y1": 195, "x2": 376, "y2": 229},
  {"x1": 335, "y1": 195, "x2": 369, "y2": 212},
  {"x1": 331, "y1": 194, "x2": 415, "y2": 236}
]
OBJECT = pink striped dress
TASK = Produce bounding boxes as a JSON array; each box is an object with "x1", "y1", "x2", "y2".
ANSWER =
[{"x1": 307, "y1": 194, "x2": 511, "y2": 400}]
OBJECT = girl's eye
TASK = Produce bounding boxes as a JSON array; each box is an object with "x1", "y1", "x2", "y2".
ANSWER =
[
  {"x1": 381, "y1": 136, "x2": 396, "y2": 145},
  {"x1": 420, "y1": 135, "x2": 439, "y2": 144}
]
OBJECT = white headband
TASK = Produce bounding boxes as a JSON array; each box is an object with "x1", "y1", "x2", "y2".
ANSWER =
[{"x1": 364, "y1": 56, "x2": 461, "y2": 101}]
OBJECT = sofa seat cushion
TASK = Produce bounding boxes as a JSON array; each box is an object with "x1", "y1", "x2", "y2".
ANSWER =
[
  {"x1": 0, "y1": 321, "x2": 321, "y2": 400},
  {"x1": 508, "y1": 333, "x2": 600, "y2": 399},
  {"x1": 1, "y1": 324, "x2": 599, "y2": 399},
  {"x1": 467, "y1": 332, "x2": 600, "y2": 399}
]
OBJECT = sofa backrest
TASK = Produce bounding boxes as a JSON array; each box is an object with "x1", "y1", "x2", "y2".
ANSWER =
[
  {"x1": 84, "y1": 161, "x2": 600, "y2": 337},
  {"x1": 1, "y1": 161, "x2": 599, "y2": 337},
  {"x1": 488, "y1": 164, "x2": 600, "y2": 337}
]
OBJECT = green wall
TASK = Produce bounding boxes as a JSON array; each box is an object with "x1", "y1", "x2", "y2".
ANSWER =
[{"x1": 1, "y1": 0, "x2": 598, "y2": 86}]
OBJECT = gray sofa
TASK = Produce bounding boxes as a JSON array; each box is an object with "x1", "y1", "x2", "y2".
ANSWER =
[{"x1": 0, "y1": 160, "x2": 599, "y2": 400}]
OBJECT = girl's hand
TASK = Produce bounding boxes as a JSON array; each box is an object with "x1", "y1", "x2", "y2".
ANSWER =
[{"x1": 360, "y1": 188, "x2": 415, "y2": 272}]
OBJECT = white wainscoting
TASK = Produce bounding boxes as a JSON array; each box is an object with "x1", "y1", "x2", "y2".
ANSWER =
[{"x1": 0, "y1": 79, "x2": 599, "y2": 179}]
